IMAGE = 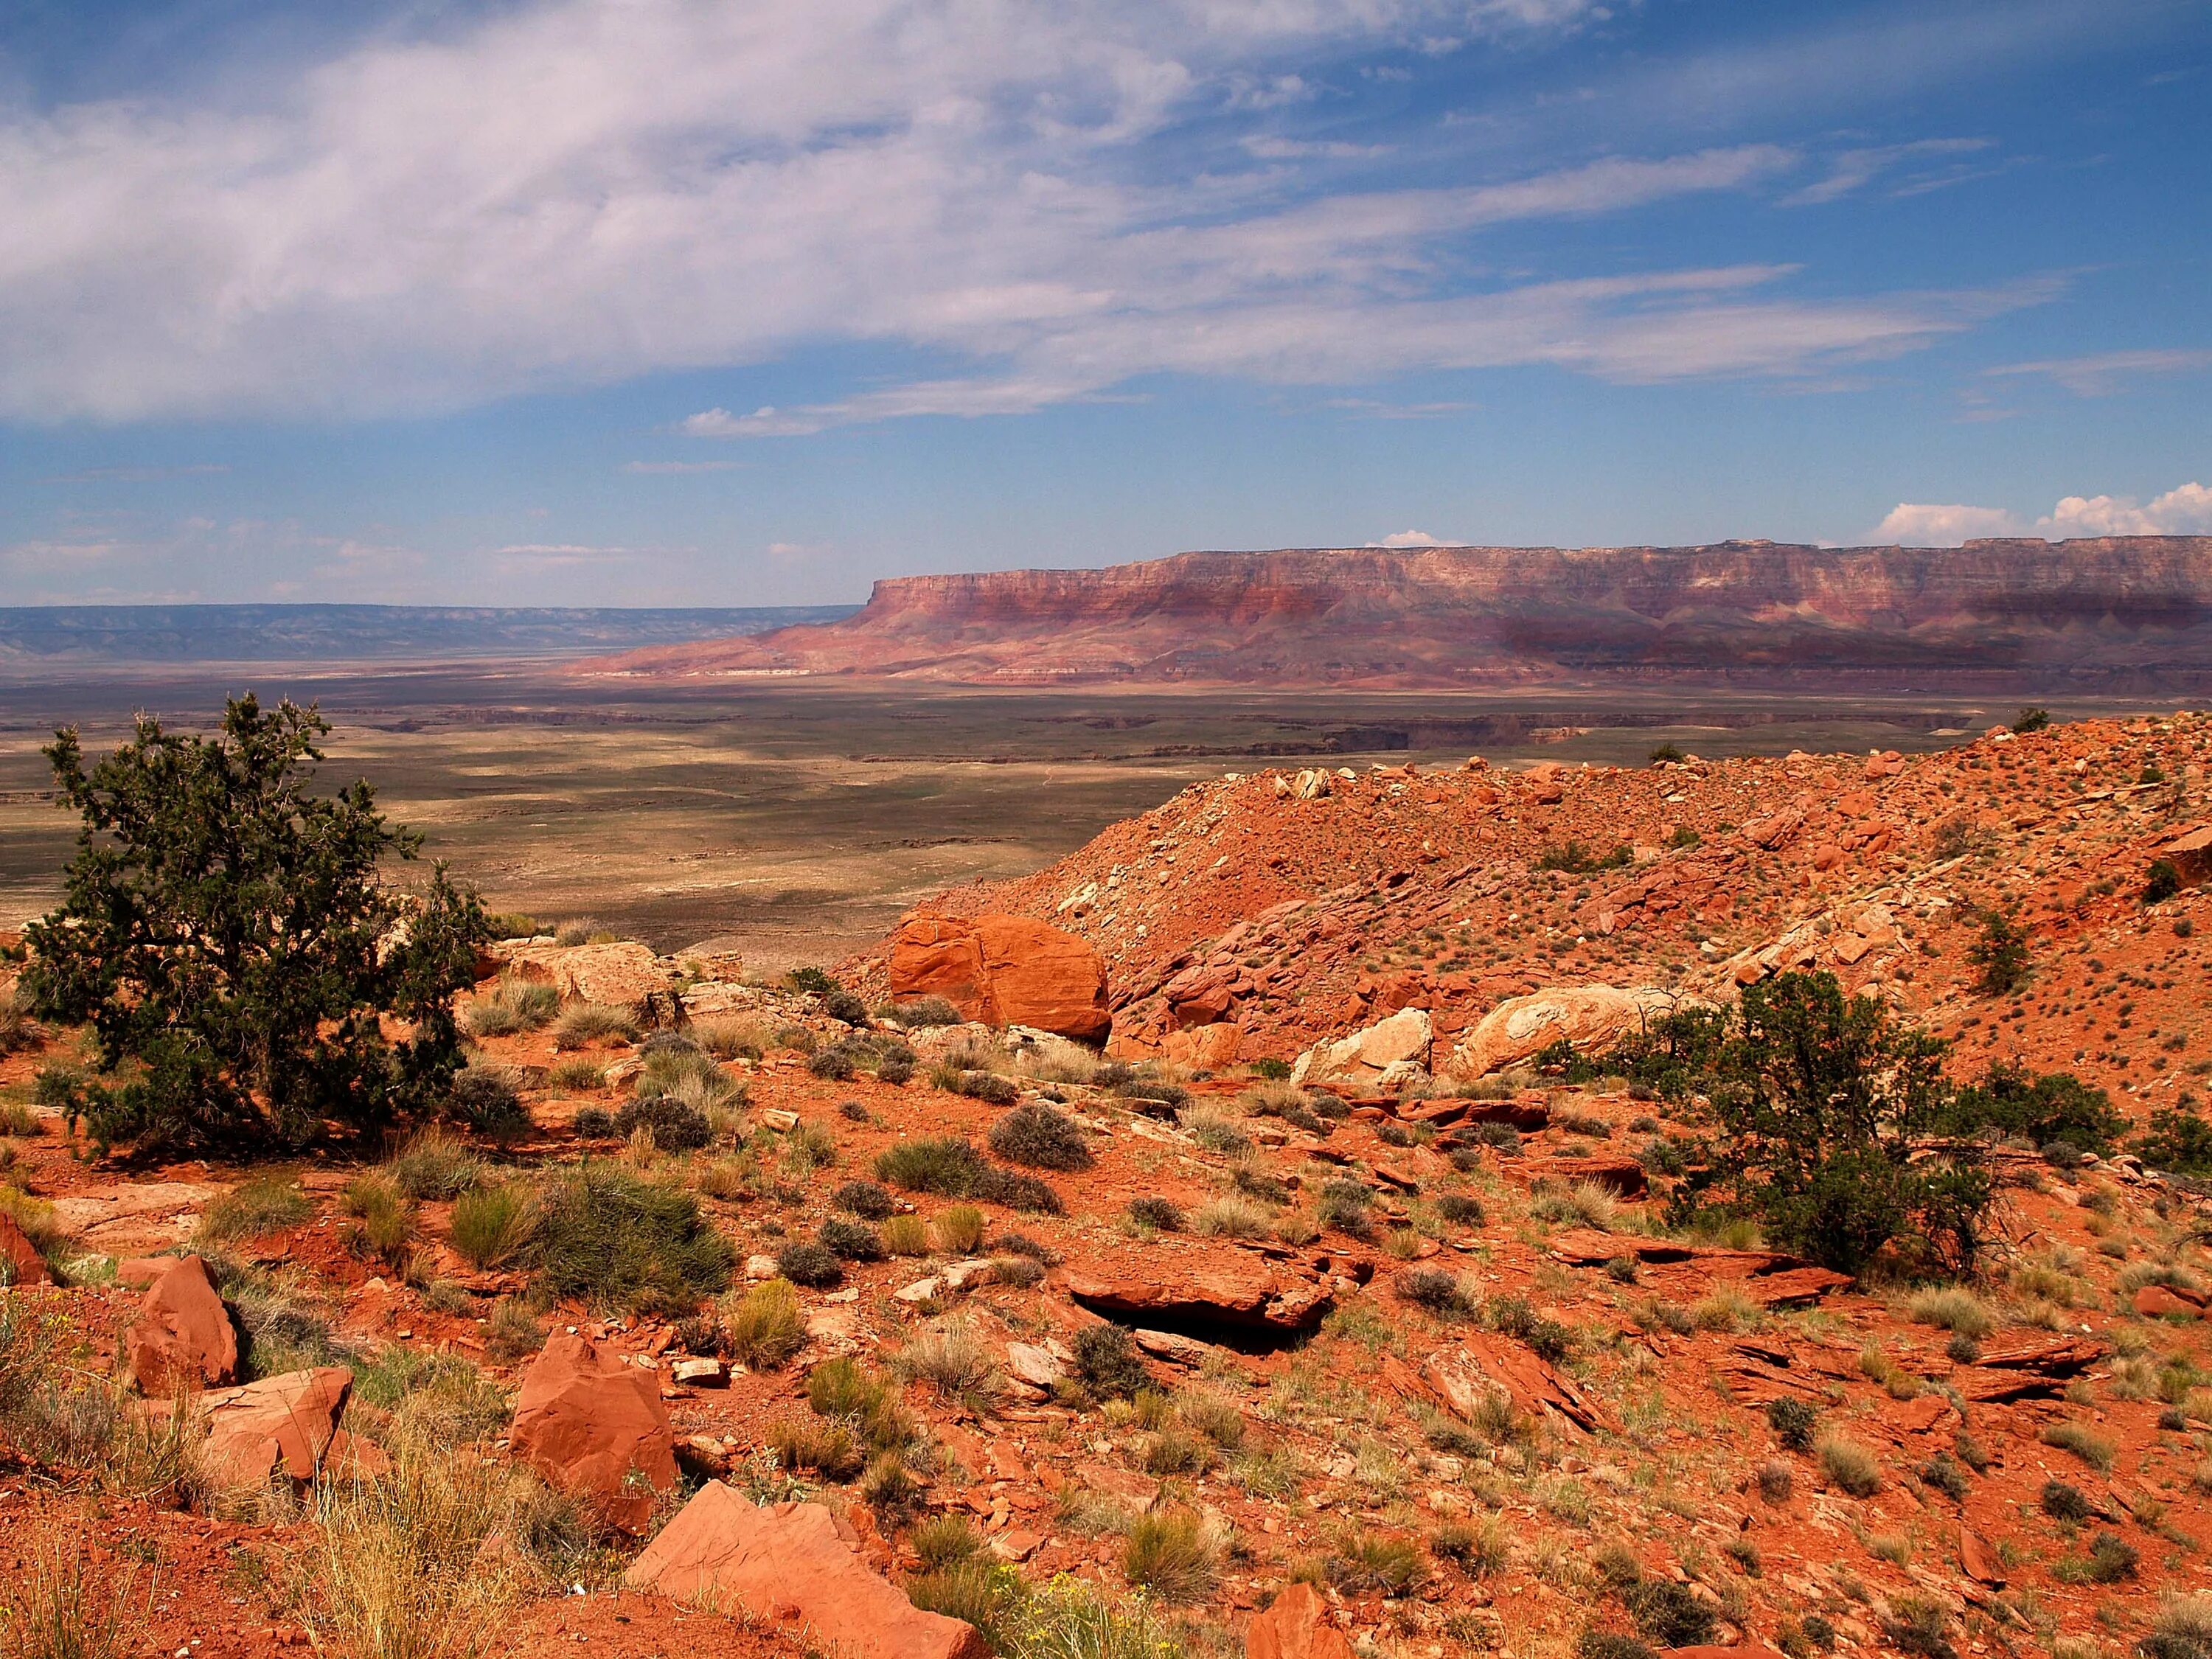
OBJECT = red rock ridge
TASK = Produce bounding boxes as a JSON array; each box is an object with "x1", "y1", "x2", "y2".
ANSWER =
[{"x1": 579, "y1": 537, "x2": 2212, "y2": 690}]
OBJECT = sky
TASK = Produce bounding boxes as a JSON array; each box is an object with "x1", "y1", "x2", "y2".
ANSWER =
[{"x1": 1, "y1": 0, "x2": 2208, "y2": 607}]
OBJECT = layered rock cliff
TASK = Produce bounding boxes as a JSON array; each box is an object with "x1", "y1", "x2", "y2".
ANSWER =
[{"x1": 583, "y1": 537, "x2": 2212, "y2": 691}]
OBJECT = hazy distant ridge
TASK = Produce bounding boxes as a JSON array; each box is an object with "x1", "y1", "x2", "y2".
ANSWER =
[{"x1": 0, "y1": 604, "x2": 858, "y2": 663}]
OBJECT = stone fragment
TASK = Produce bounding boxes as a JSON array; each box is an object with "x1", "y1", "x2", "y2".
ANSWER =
[
  {"x1": 0, "y1": 1210, "x2": 50, "y2": 1286},
  {"x1": 888, "y1": 913, "x2": 1110, "y2": 1042},
  {"x1": 1247, "y1": 1583, "x2": 1354, "y2": 1659},
  {"x1": 1290, "y1": 1006, "x2": 1432, "y2": 1090},
  {"x1": 126, "y1": 1253, "x2": 241, "y2": 1394},
  {"x1": 1062, "y1": 1250, "x2": 1333, "y2": 1334},
  {"x1": 672, "y1": 1357, "x2": 729, "y2": 1388},
  {"x1": 627, "y1": 1485, "x2": 989, "y2": 1659},
  {"x1": 509, "y1": 1331, "x2": 676, "y2": 1531},
  {"x1": 198, "y1": 1366, "x2": 355, "y2": 1492}
]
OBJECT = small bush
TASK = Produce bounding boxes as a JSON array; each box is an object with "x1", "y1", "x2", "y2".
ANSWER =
[
  {"x1": 2145, "y1": 860, "x2": 2183, "y2": 905},
  {"x1": 464, "y1": 978, "x2": 559, "y2": 1037},
  {"x1": 547, "y1": 1055, "x2": 606, "y2": 1093},
  {"x1": 2042, "y1": 1478, "x2": 2092, "y2": 1520},
  {"x1": 970, "y1": 1169, "x2": 1062, "y2": 1214},
  {"x1": 886, "y1": 995, "x2": 964, "y2": 1029},
  {"x1": 1919, "y1": 1453, "x2": 1969, "y2": 1500},
  {"x1": 1318, "y1": 1178, "x2": 1376, "y2": 1239},
  {"x1": 487, "y1": 1298, "x2": 544, "y2": 1362},
  {"x1": 833, "y1": 1179, "x2": 895, "y2": 1220},
  {"x1": 2042, "y1": 1419, "x2": 2115, "y2": 1473},
  {"x1": 1398, "y1": 1267, "x2": 1475, "y2": 1316},
  {"x1": 532, "y1": 1164, "x2": 734, "y2": 1314},
  {"x1": 1905, "y1": 1287, "x2": 1992, "y2": 1338},
  {"x1": 877, "y1": 1136, "x2": 987, "y2": 1195},
  {"x1": 448, "y1": 1183, "x2": 536, "y2": 1269},
  {"x1": 1126, "y1": 1196, "x2": 1183, "y2": 1231},
  {"x1": 771, "y1": 1414, "x2": 864, "y2": 1479},
  {"x1": 725, "y1": 1279, "x2": 805, "y2": 1368},
  {"x1": 896, "y1": 1320, "x2": 998, "y2": 1399},
  {"x1": 1756, "y1": 1460, "x2": 1792, "y2": 1503},
  {"x1": 612, "y1": 1093, "x2": 712, "y2": 1152},
  {"x1": 198, "y1": 1175, "x2": 311, "y2": 1243},
  {"x1": 2141, "y1": 1595, "x2": 2212, "y2": 1659},
  {"x1": 933, "y1": 1204, "x2": 987, "y2": 1254},
  {"x1": 987, "y1": 1102, "x2": 1093, "y2": 1170},
  {"x1": 777, "y1": 1239, "x2": 845, "y2": 1288},
  {"x1": 1624, "y1": 1579, "x2": 1717, "y2": 1647},
  {"x1": 389, "y1": 1130, "x2": 484, "y2": 1200},
  {"x1": 341, "y1": 1172, "x2": 414, "y2": 1262},
  {"x1": 1122, "y1": 1511, "x2": 1219, "y2": 1604},
  {"x1": 2068, "y1": 1532, "x2": 2139, "y2": 1584},
  {"x1": 1767, "y1": 1397, "x2": 1818, "y2": 1454},
  {"x1": 1327, "y1": 1531, "x2": 1429, "y2": 1598},
  {"x1": 571, "y1": 1105, "x2": 617, "y2": 1138},
  {"x1": 1436, "y1": 1194, "x2": 1486, "y2": 1226},
  {"x1": 819, "y1": 1217, "x2": 884, "y2": 1261},
  {"x1": 444, "y1": 1065, "x2": 533, "y2": 1143},
  {"x1": 552, "y1": 1001, "x2": 639, "y2": 1050},
  {"x1": 1817, "y1": 1434, "x2": 1882, "y2": 1497},
  {"x1": 1489, "y1": 1295, "x2": 1576, "y2": 1363},
  {"x1": 1580, "y1": 1636, "x2": 1657, "y2": 1659},
  {"x1": 881, "y1": 1215, "x2": 929, "y2": 1256},
  {"x1": 1192, "y1": 1196, "x2": 1272, "y2": 1239},
  {"x1": 1074, "y1": 1323, "x2": 1150, "y2": 1398}
]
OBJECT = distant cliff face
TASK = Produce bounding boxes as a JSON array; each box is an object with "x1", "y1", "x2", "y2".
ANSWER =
[{"x1": 582, "y1": 538, "x2": 2212, "y2": 690}]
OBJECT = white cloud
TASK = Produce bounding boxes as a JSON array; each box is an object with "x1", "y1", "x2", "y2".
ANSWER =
[
  {"x1": 1986, "y1": 348, "x2": 2212, "y2": 395},
  {"x1": 1869, "y1": 502, "x2": 2025, "y2": 544},
  {"x1": 1865, "y1": 479, "x2": 2212, "y2": 545},
  {"x1": 1781, "y1": 138, "x2": 1994, "y2": 207},
  {"x1": 0, "y1": 0, "x2": 2045, "y2": 431},
  {"x1": 1369, "y1": 529, "x2": 1458, "y2": 546},
  {"x1": 2039, "y1": 481, "x2": 2212, "y2": 537}
]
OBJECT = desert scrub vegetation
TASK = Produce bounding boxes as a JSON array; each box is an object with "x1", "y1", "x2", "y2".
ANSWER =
[
  {"x1": 885, "y1": 995, "x2": 964, "y2": 1029},
  {"x1": 1905, "y1": 1286, "x2": 1994, "y2": 1339},
  {"x1": 341, "y1": 1172, "x2": 415, "y2": 1266},
  {"x1": 198, "y1": 1174, "x2": 313, "y2": 1243},
  {"x1": 932, "y1": 1203, "x2": 987, "y2": 1254},
  {"x1": 896, "y1": 1319, "x2": 1001, "y2": 1401},
  {"x1": 0, "y1": 1293, "x2": 211, "y2": 1506},
  {"x1": 1, "y1": 1529, "x2": 152, "y2": 1659},
  {"x1": 448, "y1": 1183, "x2": 537, "y2": 1270},
  {"x1": 987, "y1": 1102, "x2": 1093, "y2": 1171},
  {"x1": 552, "y1": 1001, "x2": 639, "y2": 1050},
  {"x1": 873, "y1": 1135, "x2": 1062, "y2": 1212},
  {"x1": 1121, "y1": 1510, "x2": 1222, "y2": 1604},
  {"x1": 441, "y1": 1065, "x2": 532, "y2": 1144},
  {"x1": 1817, "y1": 1433, "x2": 1883, "y2": 1497},
  {"x1": 529, "y1": 1164, "x2": 733, "y2": 1314},
  {"x1": 1125, "y1": 1195, "x2": 1183, "y2": 1231},
  {"x1": 462, "y1": 977, "x2": 558, "y2": 1037},
  {"x1": 2042, "y1": 1419, "x2": 2116, "y2": 1472},
  {"x1": 387, "y1": 1130, "x2": 484, "y2": 1200},
  {"x1": 722, "y1": 1279, "x2": 805, "y2": 1368}
]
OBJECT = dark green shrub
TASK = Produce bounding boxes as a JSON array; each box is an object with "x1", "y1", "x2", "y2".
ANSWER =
[
  {"x1": 833, "y1": 1179, "x2": 895, "y2": 1220},
  {"x1": 24, "y1": 694, "x2": 487, "y2": 1152},
  {"x1": 1946, "y1": 1061, "x2": 2123, "y2": 1155},
  {"x1": 1624, "y1": 1580, "x2": 1716, "y2": 1647},
  {"x1": 445, "y1": 1065, "x2": 533, "y2": 1144},
  {"x1": 1127, "y1": 1196, "x2": 1183, "y2": 1231},
  {"x1": 2144, "y1": 859, "x2": 2183, "y2": 905},
  {"x1": 777, "y1": 1239, "x2": 844, "y2": 1288},
  {"x1": 877, "y1": 1135, "x2": 987, "y2": 1194},
  {"x1": 572, "y1": 1105, "x2": 617, "y2": 1138},
  {"x1": 1968, "y1": 908, "x2": 2031, "y2": 995},
  {"x1": 1488, "y1": 1295, "x2": 1575, "y2": 1363},
  {"x1": 819, "y1": 1217, "x2": 884, "y2": 1261},
  {"x1": 1766, "y1": 1397, "x2": 1818, "y2": 1451},
  {"x1": 877, "y1": 1053, "x2": 916, "y2": 1085},
  {"x1": 611, "y1": 1093, "x2": 711, "y2": 1151},
  {"x1": 2040, "y1": 1479, "x2": 2091, "y2": 1521},
  {"x1": 886, "y1": 995, "x2": 963, "y2": 1029},
  {"x1": 987, "y1": 1102, "x2": 1093, "y2": 1170},
  {"x1": 532, "y1": 1164, "x2": 734, "y2": 1313},
  {"x1": 1398, "y1": 1268, "x2": 1474, "y2": 1315},
  {"x1": 1248, "y1": 1057, "x2": 1293, "y2": 1081},
  {"x1": 1579, "y1": 1635, "x2": 1658, "y2": 1659},
  {"x1": 956, "y1": 1071, "x2": 1020, "y2": 1106},
  {"x1": 970, "y1": 1168, "x2": 1062, "y2": 1213},
  {"x1": 1073, "y1": 1323, "x2": 1150, "y2": 1397},
  {"x1": 2012, "y1": 706, "x2": 2050, "y2": 734},
  {"x1": 2133, "y1": 1107, "x2": 2212, "y2": 1177},
  {"x1": 1436, "y1": 1194, "x2": 1485, "y2": 1226},
  {"x1": 1649, "y1": 742, "x2": 1684, "y2": 764}
]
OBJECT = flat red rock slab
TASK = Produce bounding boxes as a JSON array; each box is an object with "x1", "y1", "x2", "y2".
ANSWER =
[{"x1": 627, "y1": 1486, "x2": 987, "y2": 1659}]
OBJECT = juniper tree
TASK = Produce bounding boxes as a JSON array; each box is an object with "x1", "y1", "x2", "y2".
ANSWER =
[{"x1": 26, "y1": 694, "x2": 487, "y2": 1152}]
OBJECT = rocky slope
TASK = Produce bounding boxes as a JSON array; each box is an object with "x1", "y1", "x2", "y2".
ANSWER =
[
  {"x1": 1, "y1": 715, "x2": 2210, "y2": 1659},
  {"x1": 873, "y1": 713, "x2": 2212, "y2": 1119},
  {"x1": 584, "y1": 539, "x2": 2212, "y2": 691}
]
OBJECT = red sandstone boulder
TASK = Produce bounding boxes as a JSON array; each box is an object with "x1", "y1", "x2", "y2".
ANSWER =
[
  {"x1": 1247, "y1": 1583, "x2": 1354, "y2": 1659},
  {"x1": 0, "y1": 1210, "x2": 49, "y2": 1285},
  {"x1": 1062, "y1": 1250, "x2": 1333, "y2": 1334},
  {"x1": 1447, "y1": 985, "x2": 1681, "y2": 1077},
  {"x1": 887, "y1": 913, "x2": 1110, "y2": 1043},
  {"x1": 127, "y1": 1254, "x2": 240, "y2": 1393},
  {"x1": 2133, "y1": 1283, "x2": 2206, "y2": 1320},
  {"x1": 509, "y1": 1330, "x2": 676, "y2": 1531},
  {"x1": 627, "y1": 1484, "x2": 988, "y2": 1659},
  {"x1": 198, "y1": 1366, "x2": 354, "y2": 1491}
]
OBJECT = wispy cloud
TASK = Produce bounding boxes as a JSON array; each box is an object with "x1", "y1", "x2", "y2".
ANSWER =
[
  {"x1": 1986, "y1": 347, "x2": 2212, "y2": 394},
  {"x1": 37, "y1": 464, "x2": 231, "y2": 484},
  {"x1": 1781, "y1": 137, "x2": 1995, "y2": 206}
]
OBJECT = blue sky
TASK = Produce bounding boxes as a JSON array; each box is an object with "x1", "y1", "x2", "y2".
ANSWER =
[{"x1": 1, "y1": 0, "x2": 2208, "y2": 606}]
